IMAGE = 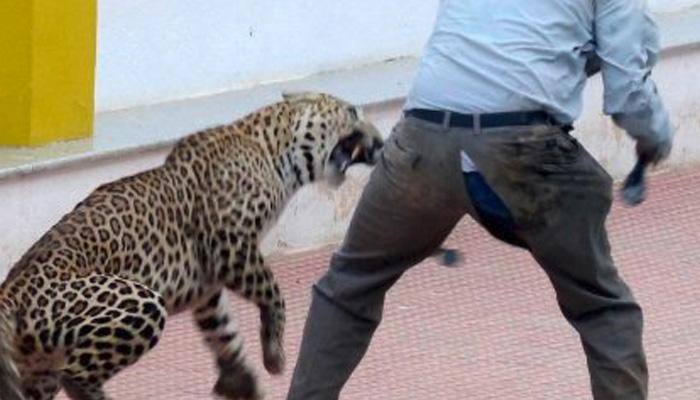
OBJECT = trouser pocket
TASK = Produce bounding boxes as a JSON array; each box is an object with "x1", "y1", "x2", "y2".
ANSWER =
[{"x1": 462, "y1": 169, "x2": 528, "y2": 249}]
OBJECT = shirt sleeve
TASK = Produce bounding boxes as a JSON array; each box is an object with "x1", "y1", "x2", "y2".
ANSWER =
[{"x1": 594, "y1": 0, "x2": 673, "y2": 145}]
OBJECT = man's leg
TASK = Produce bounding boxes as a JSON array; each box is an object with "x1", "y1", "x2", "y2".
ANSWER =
[
  {"x1": 287, "y1": 118, "x2": 474, "y2": 400},
  {"x1": 525, "y1": 173, "x2": 647, "y2": 400},
  {"x1": 464, "y1": 125, "x2": 648, "y2": 399},
  {"x1": 529, "y1": 217, "x2": 647, "y2": 400}
]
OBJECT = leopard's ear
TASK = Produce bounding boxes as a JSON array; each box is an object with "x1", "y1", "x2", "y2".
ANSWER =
[{"x1": 281, "y1": 91, "x2": 325, "y2": 103}]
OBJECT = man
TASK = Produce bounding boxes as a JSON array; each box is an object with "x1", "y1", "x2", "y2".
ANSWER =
[{"x1": 287, "y1": 1, "x2": 673, "y2": 399}]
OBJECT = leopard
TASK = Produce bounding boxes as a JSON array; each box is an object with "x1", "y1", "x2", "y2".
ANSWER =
[{"x1": 0, "y1": 92, "x2": 384, "y2": 400}]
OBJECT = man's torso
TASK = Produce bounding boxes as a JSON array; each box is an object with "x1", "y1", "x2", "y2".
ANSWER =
[{"x1": 405, "y1": 0, "x2": 597, "y2": 123}]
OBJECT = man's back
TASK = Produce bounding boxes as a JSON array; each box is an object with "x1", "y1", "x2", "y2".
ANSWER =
[
  {"x1": 406, "y1": 0, "x2": 668, "y2": 143},
  {"x1": 407, "y1": 0, "x2": 594, "y2": 121}
]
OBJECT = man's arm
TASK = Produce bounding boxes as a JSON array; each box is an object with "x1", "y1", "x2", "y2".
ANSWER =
[{"x1": 594, "y1": 0, "x2": 673, "y2": 164}]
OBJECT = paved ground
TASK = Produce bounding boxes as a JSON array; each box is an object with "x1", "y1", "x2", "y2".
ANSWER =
[{"x1": 58, "y1": 166, "x2": 700, "y2": 400}]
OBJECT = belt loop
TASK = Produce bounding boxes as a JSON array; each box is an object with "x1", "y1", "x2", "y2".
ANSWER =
[
  {"x1": 442, "y1": 111, "x2": 452, "y2": 130},
  {"x1": 473, "y1": 113, "x2": 482, "y2": 135}
]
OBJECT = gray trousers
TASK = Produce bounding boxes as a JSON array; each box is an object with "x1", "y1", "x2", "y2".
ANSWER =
[{"x1": 287, "y1": 116, "x2": 647, "y2": 400}]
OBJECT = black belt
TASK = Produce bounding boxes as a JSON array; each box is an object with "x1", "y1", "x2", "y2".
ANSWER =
[{"x1": 404, "y1": 109, "x2": 559, "y2": 129}]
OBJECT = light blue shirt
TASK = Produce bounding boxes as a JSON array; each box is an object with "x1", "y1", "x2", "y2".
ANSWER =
[{"x1": 405, "y1": 0, "x2": 673, "y2": 146}]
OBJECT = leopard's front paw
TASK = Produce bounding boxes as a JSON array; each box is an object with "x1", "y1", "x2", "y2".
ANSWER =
[{"x1": 214, "y1": 364, "x2": 264, "y2": 400}]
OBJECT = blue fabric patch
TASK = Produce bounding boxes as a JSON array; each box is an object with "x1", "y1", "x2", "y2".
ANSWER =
[{"x1": 462, "y1": 171, "x2": 528, "y2": 249}]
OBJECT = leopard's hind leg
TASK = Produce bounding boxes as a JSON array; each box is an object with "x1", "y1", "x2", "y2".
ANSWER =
[
  {"x1": 47, "y1": 274, "x2": 166, "y2": 400},
  {"x1": 20, "y1": 373, "x2": 60, "y2": 400}
]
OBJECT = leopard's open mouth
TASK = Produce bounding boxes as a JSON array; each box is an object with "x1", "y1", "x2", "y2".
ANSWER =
[{"x1": 328, "y1": 127, "x2": 383, "y2": 174}]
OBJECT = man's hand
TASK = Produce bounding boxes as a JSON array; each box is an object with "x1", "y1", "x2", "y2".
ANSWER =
[
  {"x1": 621, "y1": 137, "x2": 671, "y2": 207},
  {"x1": 636, "y1": 136, "x2": 672, "y2": 165}
]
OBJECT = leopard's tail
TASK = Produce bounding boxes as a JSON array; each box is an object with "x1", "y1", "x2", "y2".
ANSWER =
[{"x1": 0, "y1": 299, "x2": 23, "y2": 400}]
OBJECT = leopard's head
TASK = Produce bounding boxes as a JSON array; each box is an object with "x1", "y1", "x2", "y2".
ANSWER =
[{"x1": 283, "y1": 92, "x2": 384, "y2": 187}]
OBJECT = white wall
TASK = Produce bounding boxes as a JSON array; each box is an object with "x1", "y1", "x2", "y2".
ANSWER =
[
  {"x1": 96, "y1": 0, "x2": 438, "y2": 111},
  {"x1": 96, "y1": 0, "x2": 700, "y2": 112}
]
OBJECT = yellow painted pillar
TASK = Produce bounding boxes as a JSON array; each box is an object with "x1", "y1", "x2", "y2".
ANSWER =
[{"x1": 0, "y1": 0, "x2": 96, "y2": 147}]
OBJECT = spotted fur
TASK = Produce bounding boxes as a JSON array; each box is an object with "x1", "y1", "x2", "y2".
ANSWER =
[{"x1": 0, "y1": 92, "x2": 383, "y2": 400}]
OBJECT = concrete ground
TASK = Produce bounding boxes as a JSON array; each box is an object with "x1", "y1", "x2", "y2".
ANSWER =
[{"x1": 58, "y1": 165, "x2": 700, "y2": 400}]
